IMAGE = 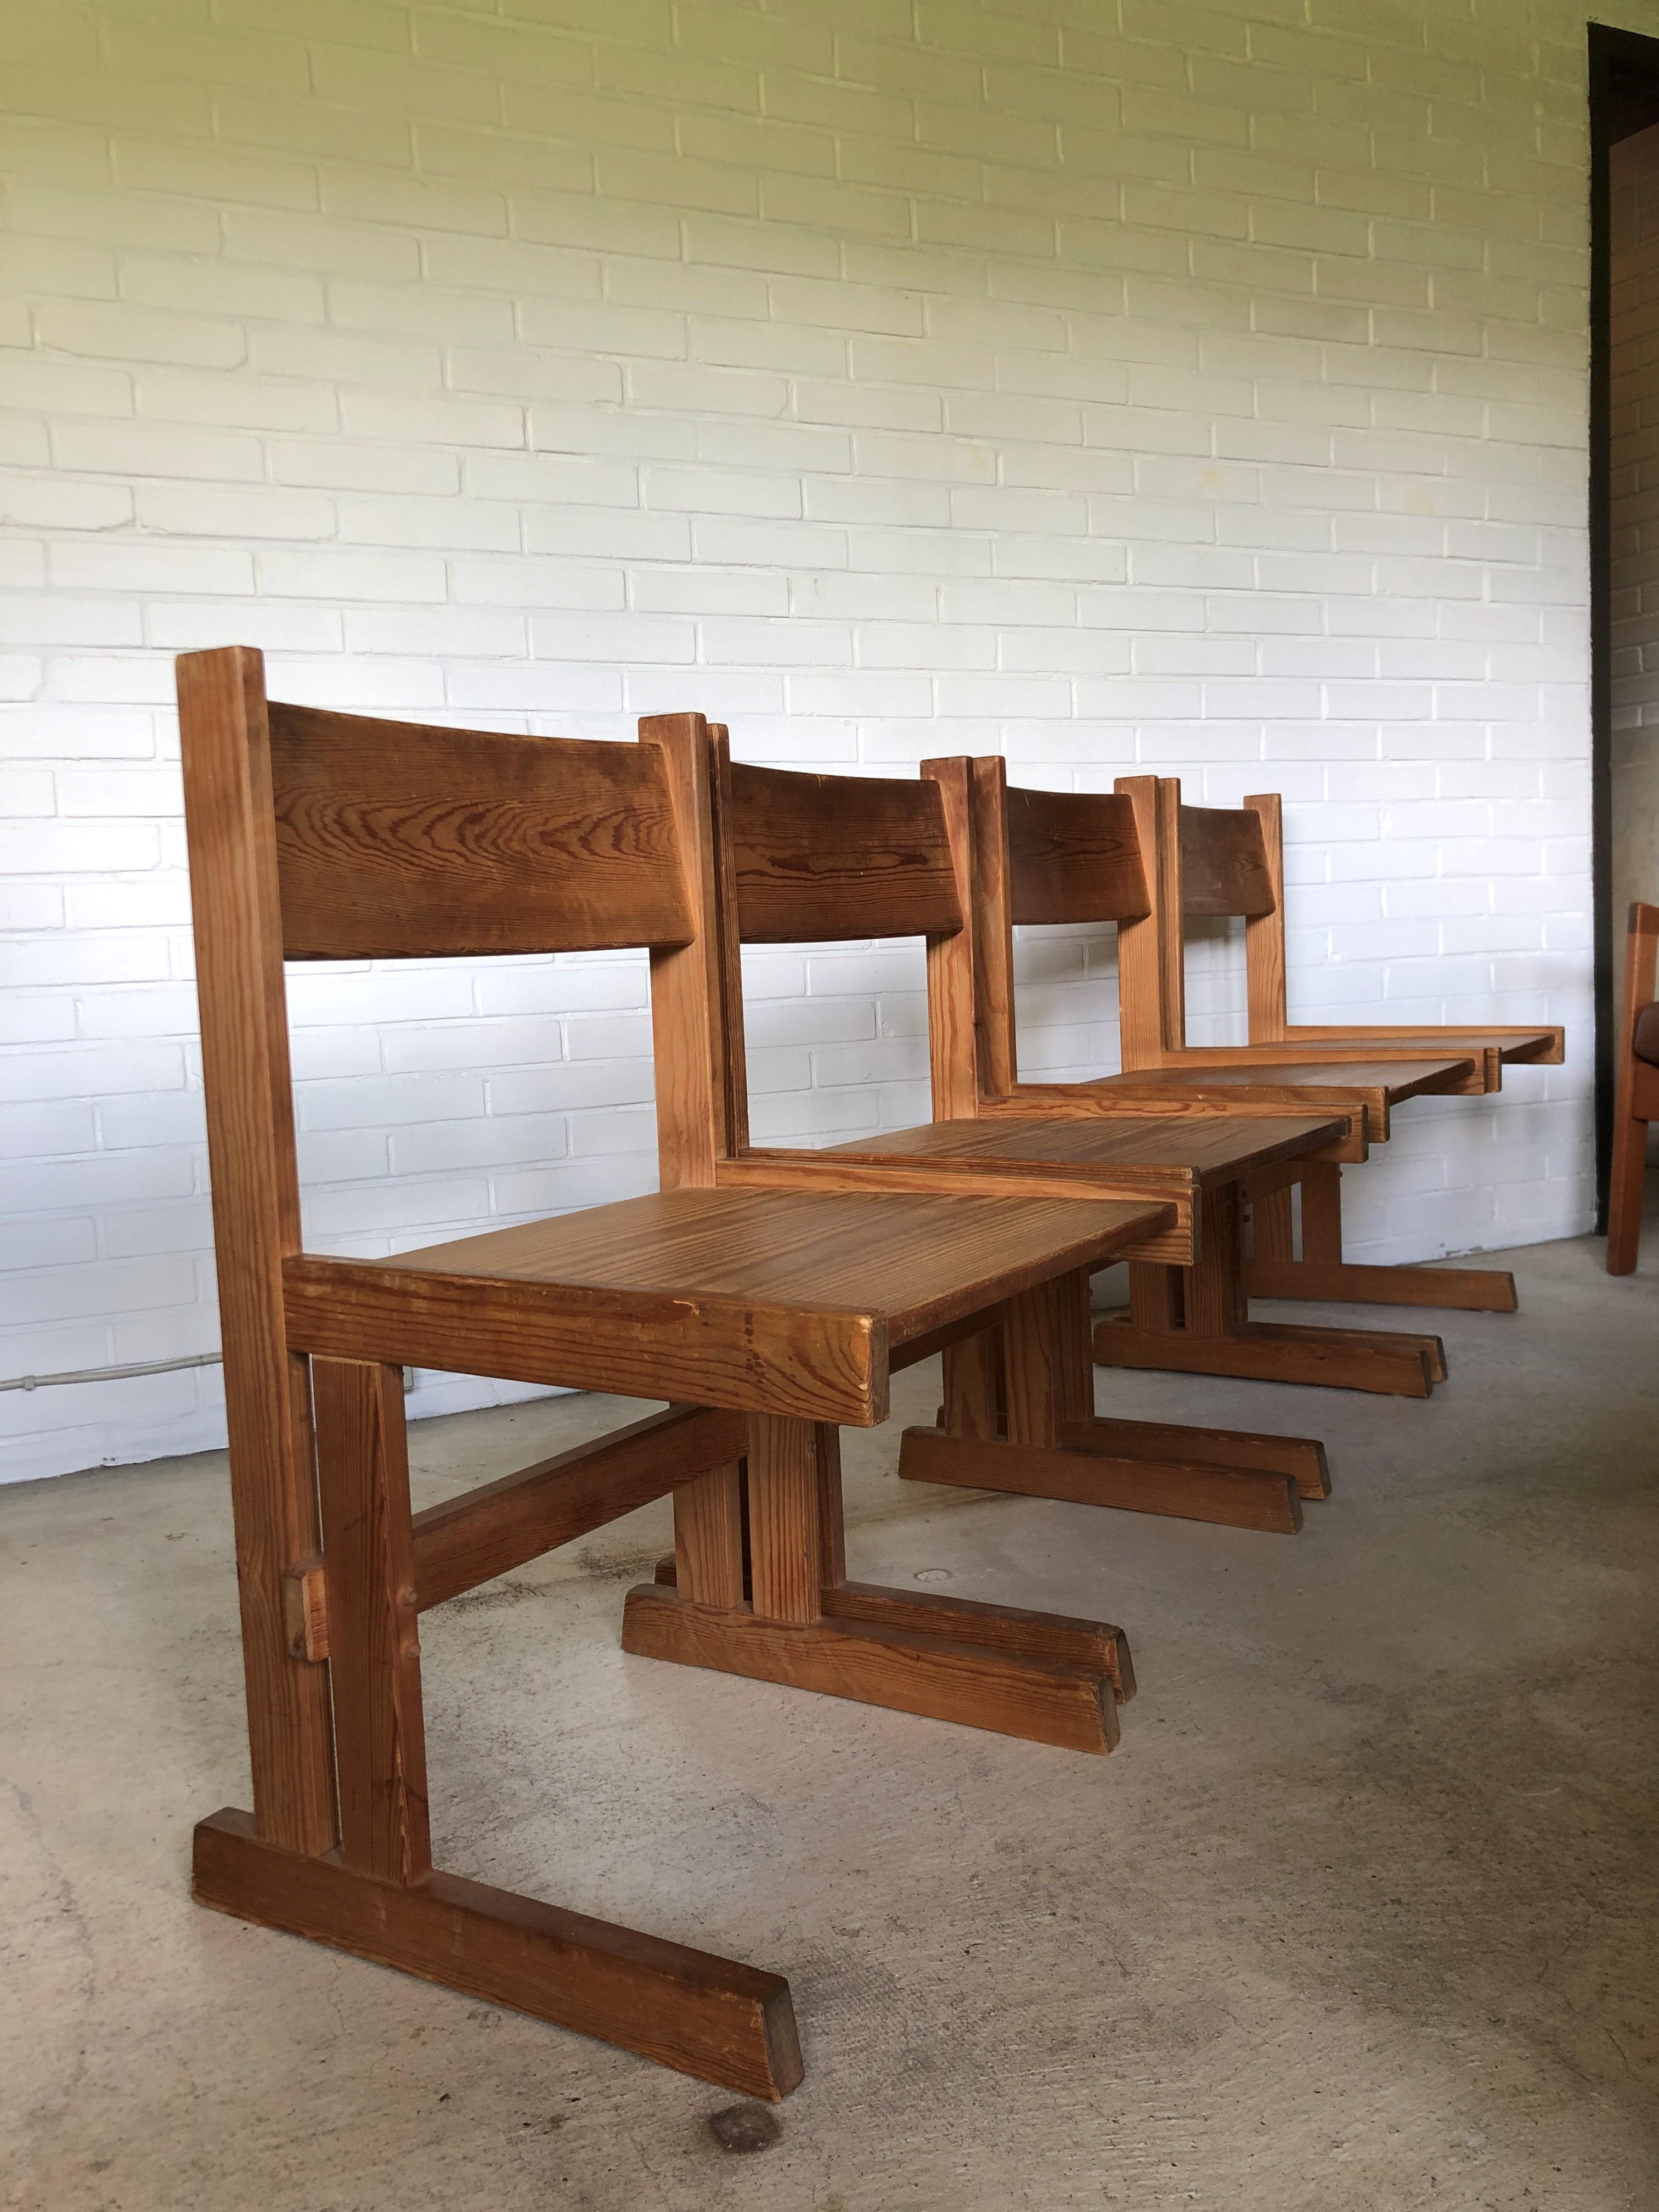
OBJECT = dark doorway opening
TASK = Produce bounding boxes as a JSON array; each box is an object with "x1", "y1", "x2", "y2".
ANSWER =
[{"x1": 1589, "y1": 23, "x2": 1659, "y2": 1221}]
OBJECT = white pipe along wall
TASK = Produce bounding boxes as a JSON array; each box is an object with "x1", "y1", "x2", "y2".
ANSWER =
[{"x1": 1, "y1": 0, "x2": 1620, "y2": 1482}]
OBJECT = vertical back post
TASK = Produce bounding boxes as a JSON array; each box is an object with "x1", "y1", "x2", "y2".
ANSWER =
[
  {"x1": 707, "y1": 725, "x2": 752, "y2": 1155},
  {"x1": 920, "y1": 756, "x2": 984, "y2": 1117},
  {"x1": 177, "y1": 645, "x2": 338, "y2": 1856},
  {"x1": 957, "y1": 755, "x2": 1019, "y2": 1098},
  {"x1": 1244, "y1": 793, "x2": 1289, "y2": 1042},
  {"x1": 924, "y1": 755, "x2": 1005, "y2": 1435},
  {"x1": 642, "y1": 710, "x2": 734, "y2": 1185},
  {"x1": 641, "y1": 711, "x2": 749, "y2": 1605},
  {"x1": 1115, "y1": 776, "x2": 1180, "y2": 1064}
]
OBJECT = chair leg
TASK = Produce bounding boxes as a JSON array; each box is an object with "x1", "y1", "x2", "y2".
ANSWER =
[
  {"x1": 1607, "y1": 1104, "x2": 1649, "y2": 1276},
  {"x1": 1245, "y1": 1160, "x2": 1519, "y2": 1314},
  {"x1": 624, "y1": 1408, "x2": 1127, "y2": 1753},
  {"x1": 196, "y1": 1357, "x2": 801, "y2": 2097},
  {"x1": 1096, "y1": 1182, "x2": 1446, "y2": 1397},
  {"x1": 901, "y1": 1266, "x2": 1310, "y2": 1533},
  {"x1": 312, "y1": 1356, "x2": 431, "y2": 1883}
]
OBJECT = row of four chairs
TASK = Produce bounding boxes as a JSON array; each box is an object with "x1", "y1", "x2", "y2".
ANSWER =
[{"x1": 177, "y1": 647, "x2": 1561, "y2": 2100}]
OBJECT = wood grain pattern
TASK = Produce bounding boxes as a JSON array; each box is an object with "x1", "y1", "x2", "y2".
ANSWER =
[
  {"x1": 1176, "y1": 802, "x2": 1278, "y2": 919},
  {"x1": 1057, "y1": 1414, "x2": 1329, "y2": 1499},
  {"x1": 1184, "y1": 1182, "x2": 1246, "y2": 1338},
  {"x1": 706, "y1": 725, "x2": 753, "y2": 1154},
  {"x1": 620, "y1": 1584, "x2": 1119, "y2": 1754},
  {"x1": 1298, "y1": 1160, "x2": 1344, "y2": 1266},
  {"x1": 672, "y1": 1462, "x2": 748, "y2": 1610},
  {"x1": 312, "y1": 1357, "x2": 430, "y2": 1888},
  {"x1": 269, "y1": 704, "x2": 693, "y2": 960},
  {"x1": 176, "y1": 646, "x2": 337, "y2": 1857},
  {"x1": 714, "y1": 1150, "x2": 1194, "y2": 1262},
  {"x1": 1095, "y1": 1315, "x2": 1440, "y2": 1397},
  {"x1": 1251, "y1": 1181, "x2": 1296, "y2": 1265},
  {"x1": 919, "y1": 756, "x2": 982, "y2": 1119},
  {"x1": 1609, "y1": 900, "x2": 1659, "y2": 1273},
  {"x1": 1113, "y1": 775, "x2": 1173, "y2": 1066},
  {"x1": 1243, "y1": 792, "x2": 1289, "y2": 1041},
  {"x1": 1245, "y1": 1259, "x2": 1520, "y2": 1312},
  {"x1": 640, "y1": 713, "x2": 732, "y2": 1190},
  {"x1": 1144, "y1": 1048, "x2": 1481, "y2": 1096},
  {"x1": 411, "y1": 1406, "x2": 746, "y2": 1612},
  {"x1": 728, "y1": 759, "x2": 964, "y2": 944},
  {"x1": 1285, "y1": 1023, "x2": 1564, "y2": 1065},
  {"x1": 747, "y1": 1415, "x2": 823, "y2": 1627},
  {"x1": 898, "y1": 1425, "x2": 1302, "y2": 1534},
  {"x1": 650, "y1": 1562, "x2": 1136, "y2": 1702},
  {"x1": 959, "y1": 754, "x2": 1020, "y2": 1097},
  {"x1": 828, "y1": 1581, "x2": 1133, "y2": 1702},
  {"x1": 193, "y1": 1809, "x2": 803, "y2": 2099},
  {"x1": 817, "y1": 1110, "x2": 1348, "y2": 1182},
  {"x1": 985, "y1": 1084, "x2": 1367, "y2": 1163},
  {"x1": 1000, "y1": 1277, "x2": 1063, "y2": 1451},
  {"x1": 815, "y1": 1425, "x2": 847, "y2": 1592},
  {"x1": 286, "y1": 1184, "x2": 1173, "y2": 1387},
  {"x1": 940, "y1": 1328, "x2": 1001, "y2": 1441},
  {"x1": 1002, "y1": 780, "x2": 1150, "y2": 924},
  {"x1": 284, "y1": 1249, "x2": 887, "y2": 1428}
]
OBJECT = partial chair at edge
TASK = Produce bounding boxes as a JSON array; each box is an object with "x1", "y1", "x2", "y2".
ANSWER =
[{"x1": 1607, "y1": 900, "x2": 1659, "y2": 1274}]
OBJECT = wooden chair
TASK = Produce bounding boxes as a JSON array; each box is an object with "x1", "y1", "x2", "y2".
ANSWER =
[
  {"x1": 178, "y1": 647, "x2": 1183, "y2": 2098},
  {"x1": 664, "y1": 724, "x2": 1374, "y2": 1533},
  {"x1": 1609, "y1": 900, "x2": 1659, "y2": 1273},
  {"x1": 1150, "y1": 783, "x2": 1566, "y2": 1309},
  {"x1": 939, "y1": 758, "x2": 1459, "y2": 1401},
  {"x1": 1116, "y1": 777, "x2": 1564, "y2": 1319}
]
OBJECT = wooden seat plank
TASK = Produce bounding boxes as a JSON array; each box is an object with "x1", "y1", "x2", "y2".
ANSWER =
[
  {"x1": 375, "y1": 1185, "x2": 1175, "y2": 1351},
  {"x1": 814, "y1": 1111, "x2": 1350, "y2": 1181}
]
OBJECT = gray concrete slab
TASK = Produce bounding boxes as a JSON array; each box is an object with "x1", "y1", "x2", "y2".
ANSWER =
[{"x1": 3, "y1": 1218, "x2": 1657, "y2": 2211}]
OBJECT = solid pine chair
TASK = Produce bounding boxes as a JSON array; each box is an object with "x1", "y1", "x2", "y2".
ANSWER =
[
  {"x1": 1120, "y1": 777, "x2": 1563, "y2": 1318},
  {"x1": 945, "y1": 758, "x2": 1459, "y2": 1401},
  {"x1": 1608, "y1": 900, "x2": 1659, "y2": 1273},
  {"x1": 673, "y1": 724, "x2": 1374, "y2": 1531},
  {"x1": 178, "y1": 648, "x2": 1180, "y2": 2100}
]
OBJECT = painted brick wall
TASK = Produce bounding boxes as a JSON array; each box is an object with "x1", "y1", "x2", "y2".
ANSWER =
[{"x1": 1, "y1": 0, "x2": 1631, "y2": 1482}]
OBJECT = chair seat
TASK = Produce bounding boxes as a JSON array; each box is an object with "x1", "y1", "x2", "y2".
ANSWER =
[
  {"x1": 1286, "y1": 1025, "x2": 1560, "y2": 1064},
  {"x1": 1634, "y1": 1003, "x2": 1659, "y2": 1068},
  {"x1": 1084, "y1": 1057, "x2": 1475, "y2": 1107},
  {"x1": 819, "y1": 1111, "x2": 1347, "y2": 1186},
  {"x1": 284, "y1": 1186, "x2": 1175, "y2": 1426}
]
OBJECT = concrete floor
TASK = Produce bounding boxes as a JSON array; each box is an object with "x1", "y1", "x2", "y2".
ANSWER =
[{"x1": 4, "y1": 1212, "x2": 1658, "y2": 2212}]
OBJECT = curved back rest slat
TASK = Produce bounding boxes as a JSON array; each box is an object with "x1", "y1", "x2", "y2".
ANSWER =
[
  {"x1": 1176, "y1": 803, "x2": 1278, "y2": 920},
  {"x1": 727, "y1": 759, "x2": 964, "y2": 944},
  {"x1": 268, "y1": 704, "x2": 695, "y2": 960},
  {"x1": 1002, "y1": 784, "x2": 1150, "y2": 926}
]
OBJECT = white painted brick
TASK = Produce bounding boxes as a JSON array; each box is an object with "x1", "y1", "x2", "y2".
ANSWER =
[
  {"x1": 257, "y1": 546, "x2": 447, "y2": 602},
  {"x1": 51, "y1": 417, "x2": 264, "y2": 482},
  {"x1": 0, "y1": 0, "x2": 1607, "y2": 1480},
  {"x1": 36, "y1": 299, "x2": 246, "y2": 370}
]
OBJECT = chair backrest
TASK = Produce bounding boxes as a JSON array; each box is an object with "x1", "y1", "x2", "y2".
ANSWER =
[
  {"x1": 1001, "y1": 781, "x2": 1152, "y2": 929},
  {"x1": 270, "y1": 703, "x2": 696, "y2": 961},
  {"x1": 724, "y1": 758, "x2": 964, "y2": 945},
  {"x1": 691, "y1": 737, "x2": 978, "y2": 1131},
  {"x1": 178, "y1": 649, "x2": 730, "y2": 1308},
  {"x1": 1112, "y1": 776, "x2": 1291, "y2": 1056},
  {"x1": 950, "y1": 756, "x2": 1163, "y2": 1093}
]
